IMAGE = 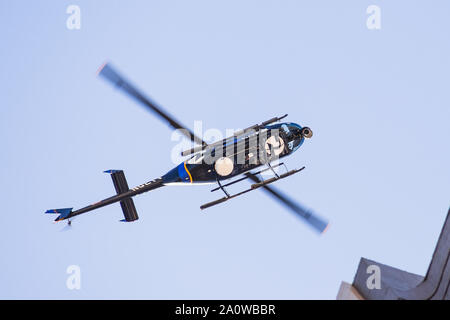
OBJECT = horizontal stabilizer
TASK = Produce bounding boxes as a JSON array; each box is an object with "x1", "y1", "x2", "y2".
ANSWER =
[
  {"x1": 45, "y1": 208, "x2": 73, "y2": 222},
  {"x1": 105, "y1": 169, "x2": 139, "y2": 222}
]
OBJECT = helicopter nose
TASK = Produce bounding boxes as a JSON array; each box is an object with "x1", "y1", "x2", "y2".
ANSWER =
[{"x1": 301, "y1": 127, "x2": 313, "y2": 138}]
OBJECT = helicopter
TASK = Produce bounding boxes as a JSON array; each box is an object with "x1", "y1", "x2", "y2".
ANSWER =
[{"x1": 45, "y1": 63, "x2": 329, "y2": 234}]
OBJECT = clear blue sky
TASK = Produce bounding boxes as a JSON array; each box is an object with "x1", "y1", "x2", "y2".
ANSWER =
[{"x1": 1, "y1": 1, "x2": 449, "y2": 299}]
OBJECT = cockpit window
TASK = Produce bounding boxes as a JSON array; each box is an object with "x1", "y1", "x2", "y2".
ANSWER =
[
  {"x1": 267, "y1": 122, "x2": 305, "y2": 152},
  {"x1": 285, "y1": 123, "x2": 304, "y2": 151},
  {"x1": 289, "y1": 136, "x2": 304, "y2": 151}
]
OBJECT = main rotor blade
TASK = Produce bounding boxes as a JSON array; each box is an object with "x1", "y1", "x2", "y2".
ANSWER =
[
  {"x1": 97, "y1": 63, "x2": 206, "y2": 146},
  {"x1": 245, "y1": 173, "x2": 329, "y2": 234}
]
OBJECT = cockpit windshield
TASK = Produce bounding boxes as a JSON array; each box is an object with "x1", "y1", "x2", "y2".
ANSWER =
[{"x1": 268, "y1": 122, "x2": 304, "y2": 152}]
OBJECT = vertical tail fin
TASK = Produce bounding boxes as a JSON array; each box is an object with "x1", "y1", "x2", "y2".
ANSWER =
[{"x1": 45, "y1": 208, "x2": 73, "y2": 222}]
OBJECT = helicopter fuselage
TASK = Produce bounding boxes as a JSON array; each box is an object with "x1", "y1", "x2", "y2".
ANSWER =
[{"x1": 162, "y1": 122, "x2": 309, "y2": 185}]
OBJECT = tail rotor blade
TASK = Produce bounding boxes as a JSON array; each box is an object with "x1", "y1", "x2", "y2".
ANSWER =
[{"x1": 60, "y1": 221, "x2": 73, "y2": 232}]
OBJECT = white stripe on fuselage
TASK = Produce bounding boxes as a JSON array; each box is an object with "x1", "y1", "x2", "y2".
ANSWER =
[{"x1": 163, "y1": 182, "x2": 215, "y2": 186}]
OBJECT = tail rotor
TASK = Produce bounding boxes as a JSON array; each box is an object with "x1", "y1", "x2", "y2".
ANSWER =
[{"x1": 60, "y1": 219, "x2": 73, "y2": 232}]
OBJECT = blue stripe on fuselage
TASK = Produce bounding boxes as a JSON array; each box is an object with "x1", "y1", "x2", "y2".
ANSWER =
[{"x1": 177, "y1": 162, "x2": 190, "y2": 182}]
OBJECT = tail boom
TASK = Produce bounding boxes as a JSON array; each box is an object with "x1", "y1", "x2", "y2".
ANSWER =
[{"x1": 46, "y1": 177, "x2": 164, "y2": 222}]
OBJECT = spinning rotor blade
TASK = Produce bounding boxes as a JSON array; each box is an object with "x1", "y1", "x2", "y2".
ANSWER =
[
  {"x1": 245, "y1": 173, "x2": 329, "y2": 234},
  {"x1": 97, "y1": 63, "x2": 206, "y2": 146}
]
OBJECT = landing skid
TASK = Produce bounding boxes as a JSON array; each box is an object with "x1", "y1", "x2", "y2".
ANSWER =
[
  {"x1": 200, "y1": 166, "x2": 305, "y2": 210},
  {"x1": 210, "y1": 162, "x2": 285, "y2": 193}
]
